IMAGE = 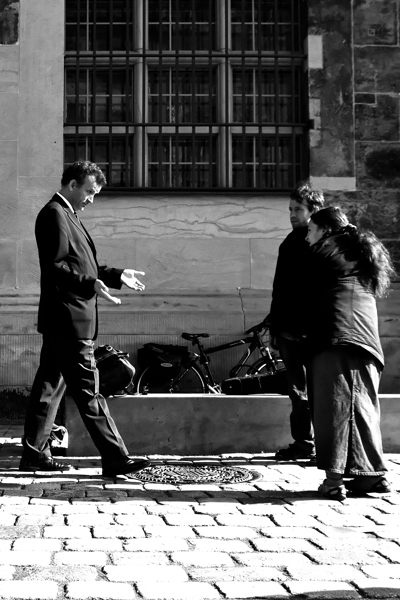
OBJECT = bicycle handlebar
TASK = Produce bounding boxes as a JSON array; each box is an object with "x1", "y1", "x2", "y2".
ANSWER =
[{"x1": 244, "y1": 319, "x2": 270, "y2": 335}]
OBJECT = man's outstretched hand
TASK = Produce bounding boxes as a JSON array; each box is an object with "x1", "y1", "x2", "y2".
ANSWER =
[
  {"x1": 94, "y1": 279, "x2": 121, "y2": 305},
  {"x1": 121, "y1": 269, "x2": 145, "y2": 291}
]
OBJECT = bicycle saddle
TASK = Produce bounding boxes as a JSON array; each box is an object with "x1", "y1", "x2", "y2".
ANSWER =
[{"x1": 181, "y1": 332, "x2": 210, "y2": 341}]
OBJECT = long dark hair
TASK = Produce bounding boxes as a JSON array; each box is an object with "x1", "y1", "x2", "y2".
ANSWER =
[{"x1": 310, "y1": 206, "x2": 395, "y2": 297}]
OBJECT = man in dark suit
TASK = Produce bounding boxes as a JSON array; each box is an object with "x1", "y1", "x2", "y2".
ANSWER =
[{"x1": 20, "y1": 160, "x2": 149, "y2": 476}]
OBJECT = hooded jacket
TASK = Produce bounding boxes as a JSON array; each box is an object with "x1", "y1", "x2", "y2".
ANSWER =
[{"x1": 306, "y1": 233, "x2": 384, "y2": 367}]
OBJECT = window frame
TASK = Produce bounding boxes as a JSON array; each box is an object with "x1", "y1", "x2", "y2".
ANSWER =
[{"x1": 64, "y1": 0, "x2": 309, "y2": 192}]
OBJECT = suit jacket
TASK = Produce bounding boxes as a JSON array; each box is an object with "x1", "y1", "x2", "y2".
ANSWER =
[{"x1": 35, "y1": 194, "x2": 123, "y2": 339}]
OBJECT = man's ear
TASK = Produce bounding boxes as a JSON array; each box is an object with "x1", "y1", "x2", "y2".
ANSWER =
[{"x1": 69, "y1": 179, "x2": 77, "y2": 190}]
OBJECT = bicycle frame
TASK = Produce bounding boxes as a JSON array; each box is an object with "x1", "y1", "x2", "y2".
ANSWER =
[
  {"x1": 136, "y1": 323, "x2": 281, "y2": 394},
  {"x1": 188, "y1": 326, "x2": 276, "y2": 389}
]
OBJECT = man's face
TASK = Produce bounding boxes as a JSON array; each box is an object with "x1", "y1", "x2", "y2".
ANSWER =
[
  {"x1": 69, "y1": 175, "x2": 101, "y2": 211},
  {"x1": 289, "y1": 199, "x2": 313, "y2": 229}
]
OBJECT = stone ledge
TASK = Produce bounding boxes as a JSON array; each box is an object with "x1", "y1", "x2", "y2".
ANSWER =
[{"x1": 65, "y1": 393, "x2": 400, "y2": 457}]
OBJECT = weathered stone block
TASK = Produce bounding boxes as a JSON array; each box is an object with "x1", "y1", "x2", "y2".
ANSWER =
[
  {"x1": 355, "y1": 47, "x2": 400, "y2": 93},
  {"x1": 87, "y1": 194, "x2": 289, "y2": 240},
  {"x1": 18, "y1": 239, "x2": 40, "y2": 288},
  {"x1": 356, "y1": 142, "x2": 400, "y2": 189},
  {"x1": 355, "y1": 93, "x2": 376, "y2": 104},
  {"x1": 308, "y1": 0, "x2": 354, "y2": 178},
  {"x1": 135, "y1": 238, "x2": 251, "y2": 290},
  {"x1": 353, "y1": 0, "x2": 397, "y2": 46},
  {"x1": 64, "y1": 393, "x2": 400, "y2": 455},
  {"x1": 0, "y1": 142, "x2": 18, "y2": 238},
  {"x1": 16, "y1": 176, "x2": 61, "y2": 239},
  {"x1": 0, "y1": 0, "x2": 19, "y2": 45},
  {"x1": 19, "y1": 0, "x2": 64, "y2": 177},
  {"x1": 355, "y1": 95, "x2": 399, "y2": 141},
  {"x1": 0, "y1": 45, "x2": 18, "y2": 92},
  {"x1": 0, "y1": 92, "x2": 17, "y2": 140},
  {"x1": 249, "y1": 239, "x2": 281, "y2": 290},
  {"x1": 0, "y1": 240, "x2": 17, "y2": 287},
  {"x1": 324, "y1": 189, "x2": 400, "y2": 239}
]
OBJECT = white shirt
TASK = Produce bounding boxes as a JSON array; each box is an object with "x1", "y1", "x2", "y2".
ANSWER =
[{"x1": 56, "y1": 192, "x2": 75, "y2": 215}]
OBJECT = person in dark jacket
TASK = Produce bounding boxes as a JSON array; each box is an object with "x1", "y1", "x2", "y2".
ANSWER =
[
  {"x1": 20, "y1": 161, "x2": 150, "y2": 476},
  {"x1": 306, "y1": 206, "x2": 395, "y2": 501},
  {"x1": 267, "y1": 181, "x2": 324, "y2": 461}
]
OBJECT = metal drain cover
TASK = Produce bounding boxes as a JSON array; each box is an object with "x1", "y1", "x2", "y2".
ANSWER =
[{"x1": 134, "y1": 464, "x2": 255, "y2": 485}]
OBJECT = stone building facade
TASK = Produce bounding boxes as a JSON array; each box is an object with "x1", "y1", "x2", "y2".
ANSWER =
[{"x1": 0, "y1": 0, "x2": 399, "y2": 401}]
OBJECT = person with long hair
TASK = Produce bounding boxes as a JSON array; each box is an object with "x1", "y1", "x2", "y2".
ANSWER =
[{"x1": 306, "y1": 206, "x2": 395, "y2": 501}]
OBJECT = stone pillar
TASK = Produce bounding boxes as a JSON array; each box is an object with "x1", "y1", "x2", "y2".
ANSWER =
[
  {"x1": 307, "y1": 0, "x2": 356, "y2": 192},
  {"x1": 0, "y1": 1, "x2": 19, "y2": 288},
  {"x1": 17, "y1": 0, "x2": 65, "y2": 289}
]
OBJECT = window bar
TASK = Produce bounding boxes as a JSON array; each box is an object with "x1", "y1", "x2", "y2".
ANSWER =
[
  {"x1": 157, "y1": 0, "x2": 163, "y2": 187},
  {"x1": 124, "y1": 0, "x2": 130, "y2": 186},
  {"x1": 240, "y1": 0, "x2": 246, "y2": 188},
  {"x1": 74, "y1": 0, "x2": 81, "y2": 159},
  {"x1": 273, "y1": 0, "x2": 280, "y2": 187},
  {"x1": 291, "y1": 64, "x2": 297, "y2": 188},
  {"x1": 191, "y1": 0, "x2": 195, "y2": 188},
  {"x1": 141, "y1": 0, "x2": 146, "y2": 187},
  {"x1": 257, "y1": 0, "x2": 262, "y2": 188},
  {"x1": 108, "y1": 0, "x2": 114, "y2": 186},
  {"x1": 290, "y1": 0, "x2": 295, "y2": 53},
  {"x1": 290, "y1": 0, "x2": 296, "y2": 187},
  {"x1": 174, "y1": 0, "x2": 180, "y2": 187},
  {"x1": 91, "y1": 0, "x2": 98, "y2": 167},
  {"x1": 222, "y1": 0, "x2": 228, "y2": 187},
  {"x1": 208, "y1": 0, "x2": 213, "y2": 187}
]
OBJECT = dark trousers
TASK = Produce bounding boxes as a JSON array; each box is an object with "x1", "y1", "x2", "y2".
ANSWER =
[
  {"x1": 277, "y1": 335, "x2": 314, "y2": 452},
  {"x1": 308, "y1": 346, "x2": 386, "y2": 475},
  {"x1": 23, "y1": 336, "x2": 128, "y2": 467}
]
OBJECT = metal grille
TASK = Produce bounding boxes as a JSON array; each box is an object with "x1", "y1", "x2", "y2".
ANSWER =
[{"x1": 64, "y1": 0, "x2": 308, "y2": 191}]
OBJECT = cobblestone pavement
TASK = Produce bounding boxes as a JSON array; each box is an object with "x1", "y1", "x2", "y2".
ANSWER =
[{"x1": 1, "y1": 421, "x2": 400, "y2": 600}]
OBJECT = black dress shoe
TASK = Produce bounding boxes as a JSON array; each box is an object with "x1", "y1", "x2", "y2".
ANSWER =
[
  {"x1": 19, "y1": 456, "x2": 72, "y2": 472},
  {"x1": 102, "y1": 457, "x2": 150, "y2": 477}
]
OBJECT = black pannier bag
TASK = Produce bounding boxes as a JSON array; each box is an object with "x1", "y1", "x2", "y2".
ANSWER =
[
  {"x1": 94, "y1": 345, "x2": 136, "y2": 397},
  {"x1": 137, "y1": 343, "x2": 190, "y2": 383},
  {"x1": 221, "y1": 368, "x2": 288, "y2": 395}
]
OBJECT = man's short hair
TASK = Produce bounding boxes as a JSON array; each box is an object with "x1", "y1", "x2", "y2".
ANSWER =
[
  {"x1": 290, "y1": 180, "x2": 324, "y2": 213},
  {"x1": 61, "y1": 161, "x2": 107, "y2": 187}
]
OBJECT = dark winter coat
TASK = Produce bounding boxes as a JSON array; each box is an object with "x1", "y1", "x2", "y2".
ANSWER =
[
  {"x1": 306, "y1": 233, "x2": 384, "y2": 367},
  {"x1": 268, "y1": 227, "x2": 310, "y2": 338}
]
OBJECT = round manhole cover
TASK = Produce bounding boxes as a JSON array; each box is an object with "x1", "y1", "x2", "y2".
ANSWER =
[{"x1": 134, "y1": 464, "x2": 256, "y2": 485}]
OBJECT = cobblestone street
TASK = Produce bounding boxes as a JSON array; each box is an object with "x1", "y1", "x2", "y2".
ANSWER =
[{"x1": 1, "y1": 421, "x2": 400, "y2": 600}]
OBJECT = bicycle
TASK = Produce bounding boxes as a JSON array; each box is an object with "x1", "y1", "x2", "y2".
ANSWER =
[{"x1": 135, "y1": 320, "x2": 284, "y2": 394}]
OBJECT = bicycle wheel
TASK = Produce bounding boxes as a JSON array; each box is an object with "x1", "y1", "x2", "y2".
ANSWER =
[
  {"x1": 136, "y1": 365, "x2": 206, "y2": 394},
  {"x1": 247, "y1": 357, "x2": 287, "y2": 394},
  {"x1": 247, "y1": 356, "x2": 285, "y2": 375}
]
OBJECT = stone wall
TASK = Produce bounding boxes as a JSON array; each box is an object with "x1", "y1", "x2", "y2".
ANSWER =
[
  {"x1": 309, "y1": 0, "x2": 400, "y2": 271},
  {"x1": 1, "y1": 1, "x2": 400, "y2": 404}
]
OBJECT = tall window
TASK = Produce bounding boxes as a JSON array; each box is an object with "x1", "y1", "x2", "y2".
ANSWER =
[{"x1": 65, "y1": 0, "x2": 308, "y2": 190}]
